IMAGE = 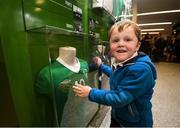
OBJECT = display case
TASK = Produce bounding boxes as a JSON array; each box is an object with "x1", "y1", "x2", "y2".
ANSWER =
[
  {"x1": 22, "y1": 0, "x2": 74, "y2": 30},
  {"x1": 93, "y1": 0, "x2": 113, "y2": 15},
  {"x1": 91, "y1": 40, "x2": 111, "y2": 91},
  {"x1": 26, "y1": 25, "x2": 99, "y2": 127},
  {"x1": 0, "y1": 0, "x2": 113, "y2": 126}
]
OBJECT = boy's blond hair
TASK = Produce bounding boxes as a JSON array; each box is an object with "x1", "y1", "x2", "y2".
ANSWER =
[{"x1": 108, "y1": 20, "x2": 141, "y2": 42}]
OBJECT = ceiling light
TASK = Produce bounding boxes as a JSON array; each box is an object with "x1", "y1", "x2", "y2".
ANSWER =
[
  {"x1": 138, "y1": 22, "x2": 172, "y2": 26},
  {"x1": 118, "y1": 15, "x2": 133, "y2": 18},
  {"x1": 141, "y1": 28, "x2": 165, "y2": 32},
  {"x1": 34, "y1": 7, "x2": 42, "y2": 12},
  {"x1": 36, "y1": 0, "x2": 45, "y2": 5},
  {"x1": 138, "y1": 9, "x2": 180, "y2": 16},
  {"x1": 119, "y1": 9, "x2": 180, "y2": 18},
  {"x1": 142, "y1": 32, "x2": 160, "y2": 35}
]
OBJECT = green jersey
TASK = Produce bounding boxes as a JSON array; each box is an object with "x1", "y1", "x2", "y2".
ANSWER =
[{"x1": 35, "y1": 59, "x2": 98, "y2": 126}]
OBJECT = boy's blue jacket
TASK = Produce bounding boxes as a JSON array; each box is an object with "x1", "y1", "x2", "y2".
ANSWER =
[{"x1": 89, "y1": 53, "x2": 157, "y2": 127}]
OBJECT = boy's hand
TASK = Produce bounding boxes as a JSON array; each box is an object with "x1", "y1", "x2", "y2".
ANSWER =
[
  {"x1": 93, "y1": 57, "x2": 102, "y2": 67},
  {"x1": 73, "y1": 84, "x2": 92, "y2": 97}
]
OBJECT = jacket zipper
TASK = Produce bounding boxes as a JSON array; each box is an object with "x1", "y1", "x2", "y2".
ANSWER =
[{"x1": 128, "y1": 105, "x2": 135, "y2": 117}]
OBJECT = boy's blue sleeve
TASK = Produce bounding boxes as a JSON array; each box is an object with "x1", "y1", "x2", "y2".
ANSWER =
[
  {"x1": 89, "y1": 88, "x2": 134, "y2": 107},
  {"x1": 88, "y1": 63, "x2": 155, "y2": 107},
  {"x1": 100, "y1": 64, "x2": 113, "y2": 77}
]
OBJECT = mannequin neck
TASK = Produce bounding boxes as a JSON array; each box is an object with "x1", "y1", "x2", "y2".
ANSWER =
[
  {"x1": 56, "y1": 47, "x2": 80, "y2": 73},
  {"x1": 97, "y1": 45, "x2": 105, "y2": 55},
  {"x1": 59, "y1": 47, "x2": 76, "y2": 65}
]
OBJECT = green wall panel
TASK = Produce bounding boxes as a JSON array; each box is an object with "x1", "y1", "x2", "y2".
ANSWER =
[
  {"x1": 0, "y1": 35, "x2": 18, "y2": 126},
  {"x1": 0, "y1": 0, "x2": 114, "y2": 126},
  {"x1": 23, "y1": 0, "x2": 73, "y2": 30},
  {"x1": 0, "y1": 0, "x2": 42, "y2": 126},
  {"x1": 0, "y1": 0, "x2": 98, "y2": 126}
]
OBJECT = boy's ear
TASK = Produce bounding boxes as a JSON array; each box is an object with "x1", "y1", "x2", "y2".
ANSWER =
[
  {"x1": 136, "y1": 41, "x2": 141, "y2": 51},
  {"x1": 138, "y1": 41, "x2": 141, "y2": 46}
]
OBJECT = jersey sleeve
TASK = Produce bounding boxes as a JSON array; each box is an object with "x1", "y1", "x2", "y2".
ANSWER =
[
  {"x1": 35, "y1": 67, "x2": 52, "y2": 94},
  {"x1": 79, "y1": 59, "x2": 89, "y2": 72}
]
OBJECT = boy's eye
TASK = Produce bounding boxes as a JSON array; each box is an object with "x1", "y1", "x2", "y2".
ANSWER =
[
  {"x1": 111, "y1": 38, "x2": 119, "y2": 43},
  {"x1": 124, "y1": 38, "x2": 132, "y2": 42},
  {"x1": 114, "y1": 39, "x2": 119, "y2": 42}
]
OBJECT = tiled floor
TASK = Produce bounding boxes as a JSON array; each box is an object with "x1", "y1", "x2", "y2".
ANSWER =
[{"x1": 152, "y1": 62, "x2": 180, "y2": 127}]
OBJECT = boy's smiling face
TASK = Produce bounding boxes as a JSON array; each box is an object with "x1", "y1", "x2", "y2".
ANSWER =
[{"x1": 109, "y1": 26, "x2": 140, "y2": 63}]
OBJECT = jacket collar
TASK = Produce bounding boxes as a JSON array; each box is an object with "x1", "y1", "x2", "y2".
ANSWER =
[{"x1": 112, "y1": 52, "x2": 146, "y2": 70}]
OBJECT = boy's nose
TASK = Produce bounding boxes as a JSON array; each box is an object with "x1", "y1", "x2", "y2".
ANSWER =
[{"x1": 117, "y1": 40, "x2": 125, "y2": 46}]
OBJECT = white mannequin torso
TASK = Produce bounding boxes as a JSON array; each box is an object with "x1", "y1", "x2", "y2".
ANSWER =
[{"x1": 56, "y1": 46, "x2": 80, "y2": 73}]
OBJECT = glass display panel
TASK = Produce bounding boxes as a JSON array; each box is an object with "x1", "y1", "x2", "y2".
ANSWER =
[
  {"x1": 27, "y1": 26, "x2": 99, "y2": 127},
  {"x1": 92, "y1": 41, "x2": 111, "y2": 90}
]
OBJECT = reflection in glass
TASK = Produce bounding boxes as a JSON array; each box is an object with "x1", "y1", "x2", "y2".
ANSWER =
[{"x1": 35, "y1": 46, "x2": 98, "y2": 126}]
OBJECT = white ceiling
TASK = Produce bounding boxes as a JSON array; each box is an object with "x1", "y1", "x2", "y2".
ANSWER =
[{"x1": 136, "y1": 0, "x2": 180, "y2": 35}]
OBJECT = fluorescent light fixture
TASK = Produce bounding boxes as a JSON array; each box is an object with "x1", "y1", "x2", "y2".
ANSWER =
[
  {"x1": 138, "y1": 9, "x2": 180, "y2": 16},
  {"x1": 141, "y1": 28, "x2": 165, "y2": 32},
  {"x1": 119, "y1": 9, "x2": 180, "y2": 18},
  {"x1": 118, "y1": 15, "x2": 133, "y2": 18},
  {"x1": 138, "y1": 22, "x2": 172, "y2": 26},
  {"x1": 142, "y1": 32, "x2": 160, "y2": 35},
  {"x1": 36, "y1": 0, "x2": 45, "y2": 5},
  {"x1": 34, "y1": 7, "x2": 42, "y2": 12}
]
